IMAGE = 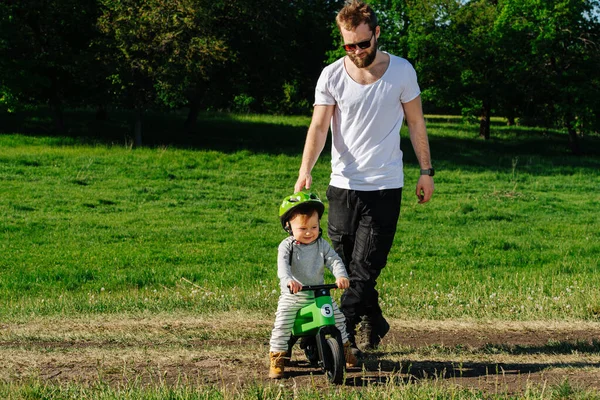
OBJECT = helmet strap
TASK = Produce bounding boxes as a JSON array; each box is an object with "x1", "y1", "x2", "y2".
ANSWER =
[
  {"x1": 284, "y1": 221, "x2": 293, "y2": 235},
  {"x1": 284, "y1": 223, "x2": 323, "y2": 239}
]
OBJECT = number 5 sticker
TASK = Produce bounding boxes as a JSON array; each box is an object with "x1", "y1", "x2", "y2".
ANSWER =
[{"x1": 321, "y1": 304, "x2": 333, "y2": 317}]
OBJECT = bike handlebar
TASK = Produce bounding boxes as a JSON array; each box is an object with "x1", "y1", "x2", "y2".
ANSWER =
[
  {"x1": 287, "y1": 283, "x2": 339, "y2": 294},
  {"x1": 299, "y1": 284, "x2": 339, "y2": 291}
]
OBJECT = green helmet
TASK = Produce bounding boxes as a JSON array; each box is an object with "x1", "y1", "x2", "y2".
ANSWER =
[{"x1": 279, "y1": 191, "x2": 325, "y2": 230}]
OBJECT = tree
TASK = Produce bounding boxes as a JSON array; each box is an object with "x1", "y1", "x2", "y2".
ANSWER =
[
  {"x1": 196, "y1": 0, "x2": 341, "y2": 117},
  {"x1": 0, "y1": 0, "x2": 101, "y2": 130},
  {"x1": 96, "y1": 0, "x2": 228, "y2": 145},
  {"x1": 405, "y1": 0, "x2": 465, "y2": 115},
  {"x1": 368, "y1": 0, "x2": 411, "y2": 58},
  {"x1": 407, "y1": 0, "x2": 503, "y2": 139},
  {"x1": 405, "y1": 0, "x2": 600, "y2": 149},
  {"x1": 495, "y1": 0, "x2": 600, "y2": 154}
]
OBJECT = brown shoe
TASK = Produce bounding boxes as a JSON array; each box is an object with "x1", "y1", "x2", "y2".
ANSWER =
[
  {"x1": 269, "y1": 351, "x2": 287, "y2": 379},
  {"x1": 358, "y1": 315, "x2": 390, "y2": 351},
  {"x1": 343, "y1": 341, "x2": 359, "y2": 368}
]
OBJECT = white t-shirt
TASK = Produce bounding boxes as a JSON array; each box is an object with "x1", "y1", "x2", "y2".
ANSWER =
[{"x1": 314, "y1": 53, "x2": 421, "y2": 191}]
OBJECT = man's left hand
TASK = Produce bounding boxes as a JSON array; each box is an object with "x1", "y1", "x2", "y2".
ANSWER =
[{"x1": 416, "y1": 175, "x2": 434, "y2": 204}]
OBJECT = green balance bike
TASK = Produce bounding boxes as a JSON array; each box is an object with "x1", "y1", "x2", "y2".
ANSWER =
[{"x1": 287, "y1": 283, "x2": 345, "y2": 384}]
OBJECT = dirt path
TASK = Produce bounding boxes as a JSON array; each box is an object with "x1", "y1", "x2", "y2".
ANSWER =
[{"x1": 2, "y1": 313, "x2": 600, "y2": 395}]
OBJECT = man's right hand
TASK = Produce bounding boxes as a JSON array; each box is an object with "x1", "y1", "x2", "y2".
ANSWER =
[{"x1": 294, "y1": 173, "x2": 312, "y2": 193}]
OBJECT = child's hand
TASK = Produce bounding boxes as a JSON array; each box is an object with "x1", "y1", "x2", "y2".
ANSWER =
[
  {"x1": 336, "y1": 277, "x2": 350, "y2": 289},
  {"x1": 288, "y1": 280, "x2": 303, "y2": 294}
]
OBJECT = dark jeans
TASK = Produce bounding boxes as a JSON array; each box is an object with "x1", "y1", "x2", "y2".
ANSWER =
[{"x1": 326, "y1": 186, "x2": 402, "y2": 330}]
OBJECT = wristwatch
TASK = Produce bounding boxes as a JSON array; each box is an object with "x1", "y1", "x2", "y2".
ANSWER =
[{"x1": 420, "y1": 168, "x2": 435, "y2": 177}]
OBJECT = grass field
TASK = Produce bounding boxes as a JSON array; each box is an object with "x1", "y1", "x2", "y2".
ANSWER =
[{"x1": 1, "y1": 109, "x2": 600, "y2": 398}]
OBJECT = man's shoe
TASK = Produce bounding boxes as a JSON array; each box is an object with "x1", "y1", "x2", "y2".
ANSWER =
[
  {"x1": 375, "y1": 315, "x2": 390, "y2": 339},
  {"x1": 358, "y1": 315, "x2": 390, "y2": 351},
  {"x1": 357, "y1": 317, "x2": 374, "y2": 351}
]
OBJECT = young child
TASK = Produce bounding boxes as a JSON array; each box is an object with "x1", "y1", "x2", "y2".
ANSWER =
[{"x1": 268, "y1": 191, "x2": 358, "y2": 379}]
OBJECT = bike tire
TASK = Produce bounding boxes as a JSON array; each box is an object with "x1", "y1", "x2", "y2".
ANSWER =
[
  {"x1": 302, "y1": 337, "x2": 319, "y2": 366},
  {"x1": 322, "y1": 337, "x2": 344, "y2": 384}
]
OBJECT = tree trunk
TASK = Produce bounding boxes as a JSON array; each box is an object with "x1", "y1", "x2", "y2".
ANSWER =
[
  {"x1": 565, "y1": 114, "x2": 581, "y2": 155},
  {"x1": 96, "y1": 105, "x2": 108, "y2": 121},
  {"x1": 184, "y1": 95, "x2": 201, "y2": 133},
  {"x1": 48, "y1": 73, "x2": 65, "y2": 132},
  {"x1": 134, "y1": 109, "x2": 143, "y2": 148},
  {"x1": 479, "y1": 100, "x2": 491, "y2": 140},
  {"x1": 49, "y1": 95, "x2": 65, "y2": 133},
  {"x1": 506, "y1": 113, "x2": 516, "y2": 126}
]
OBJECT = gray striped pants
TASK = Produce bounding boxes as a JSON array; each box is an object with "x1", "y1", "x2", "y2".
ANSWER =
[{"x1": 269, "y1": 291, "x2": 348, "y2": 353}]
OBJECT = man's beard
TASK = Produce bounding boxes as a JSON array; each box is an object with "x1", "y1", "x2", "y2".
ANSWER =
[{"x1": 348, "y1": 41, "x2": 377, "y2": 68}]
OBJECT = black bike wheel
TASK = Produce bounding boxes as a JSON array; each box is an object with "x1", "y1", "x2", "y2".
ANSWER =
[
  {"x1": 323, "y1": 337, "x2": 344, "y2": 384},
  {"x1": 301, "y1": 337, "x2": 319, "y2": 366},
  {"x1": 304, "y1": 345, "x2": 319, "y2": 366}
]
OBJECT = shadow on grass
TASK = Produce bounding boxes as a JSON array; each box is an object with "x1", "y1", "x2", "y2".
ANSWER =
[
  {"x1": 342, "y1": 338, "x2": 600, "y2": 386},
  {"x1": 0, "y1": 108, "x2": 310, "y2": 155},
  {"x1": 286, "y1": 338, "x2": 600, "y2": 385},
  {"x1": 343, "y1": 358, "x2": 600, "y2": 387},
  {"x1": 285, "y1": 356, "x2": 600, "y2": 387},
  {"x1": 1, "y1": 108, "x2": 599, "y2": 171},
  {"x1": 423, "y1": 134, "x2": 600, "y2": 172},
  {"x1": 481, "y1": 338, "x2": 600, "y2": 355}
]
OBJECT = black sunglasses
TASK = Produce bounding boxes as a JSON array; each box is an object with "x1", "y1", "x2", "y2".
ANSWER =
[{"x1": 341, "y1": 33, "x2": 374, "y2": 52}]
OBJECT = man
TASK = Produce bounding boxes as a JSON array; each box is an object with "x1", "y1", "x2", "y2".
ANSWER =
[{"x1": 293, "y1": 0, "x2": 434, "y2": 355}]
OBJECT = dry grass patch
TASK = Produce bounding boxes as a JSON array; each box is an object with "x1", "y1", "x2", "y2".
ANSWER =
[{"x1": 2, "y1": 313, "x2": 600, "y2": 395}]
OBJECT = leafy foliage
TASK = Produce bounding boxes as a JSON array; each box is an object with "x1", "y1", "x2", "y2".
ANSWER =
[
  {"x1": 0, "y1": 0, "x2": 599, "y2": 148},
  {"x1": 406, "y1": 0, "x2": 600, "y2": 145},
  {"x1": 0, "y1": 0, "x2": 101, "y2": 127},
  {"x1": 96, "y1": 0, "x2": 227, "y2": 110},
  {"x1": 494, "y1": 0, "x2": 600, "y2": 152}
]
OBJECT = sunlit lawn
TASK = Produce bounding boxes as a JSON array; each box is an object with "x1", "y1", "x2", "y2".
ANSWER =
[{"x1": 0, "y1": 110, "x2": 599, "y2": 321}]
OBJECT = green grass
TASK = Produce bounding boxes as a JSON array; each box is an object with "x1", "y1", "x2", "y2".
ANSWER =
[
  {"x1": 0, "y1": 110, "x2": 599, "y2": 321},
  {"x1": 1, "y1": 379, "x2": 599, "y2": 400},
  {"x1": 1, "y1": 110, "x2": 600, "y2": 398}
]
